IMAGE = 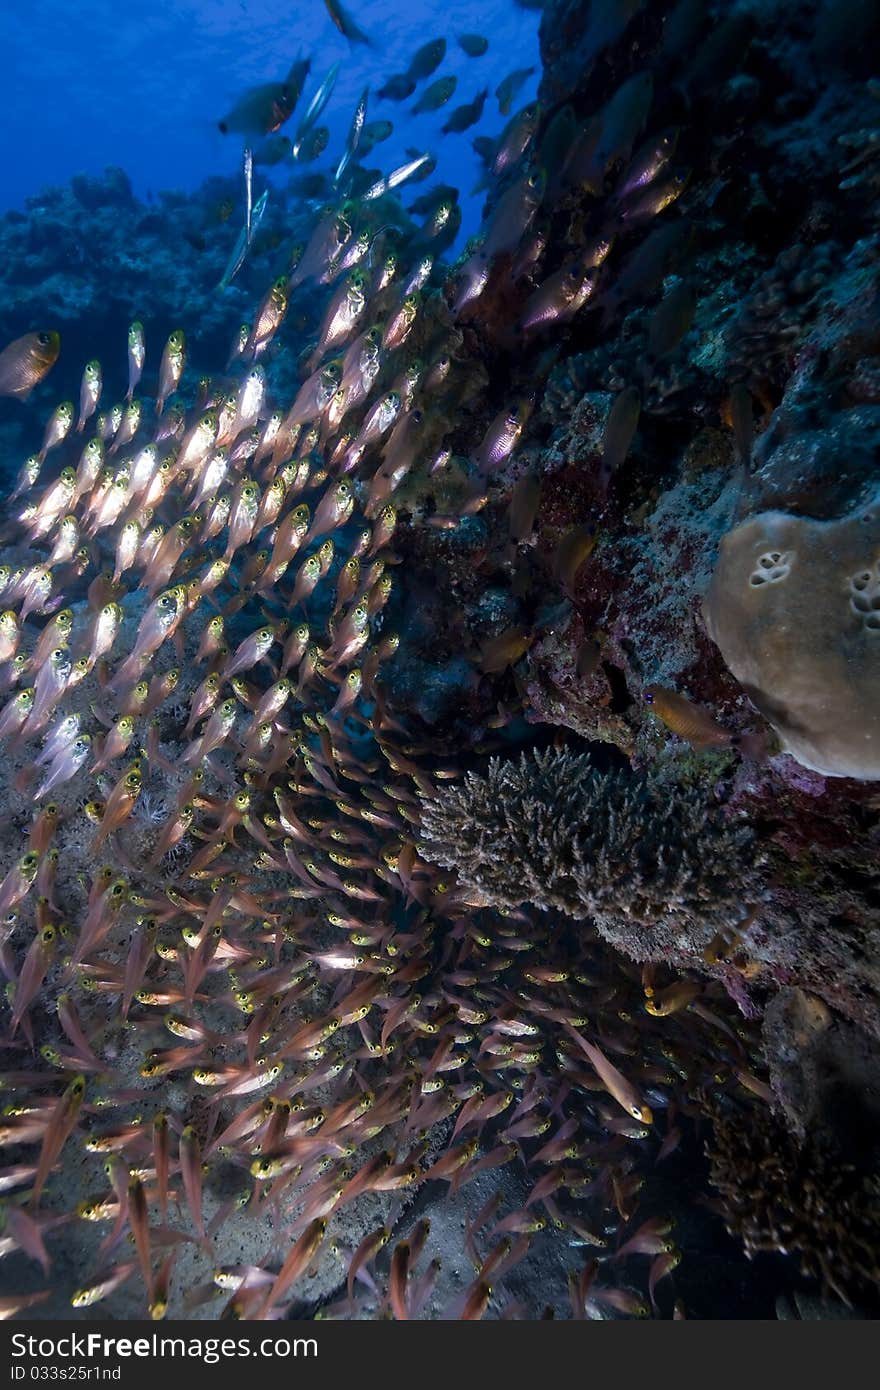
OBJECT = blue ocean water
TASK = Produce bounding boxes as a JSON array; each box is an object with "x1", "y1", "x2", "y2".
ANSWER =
[{"x1": 2, "y1": 0, "x2": 540, "y2": 238}]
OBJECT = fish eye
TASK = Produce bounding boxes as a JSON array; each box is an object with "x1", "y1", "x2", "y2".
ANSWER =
[{"x1": 37, "y1": 332, "x2": 52, "y2": 346}]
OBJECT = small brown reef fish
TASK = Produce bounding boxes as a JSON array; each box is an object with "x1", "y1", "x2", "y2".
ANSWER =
[
  {"x1": 0, "y1": 331, "x2": 60, "y2": 399},
  {"x1": 644, "y1": 684, "x2": 765, "y2": 758}
]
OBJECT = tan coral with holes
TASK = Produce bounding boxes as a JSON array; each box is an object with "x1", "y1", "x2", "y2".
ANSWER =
[{"x1": 703, "y1": 497, "x2": 880, "y2": 779}]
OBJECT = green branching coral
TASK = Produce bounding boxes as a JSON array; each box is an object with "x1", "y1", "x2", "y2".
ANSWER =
[{"x1": 418, "y1": 748, "x2": 759, "y2": 958}]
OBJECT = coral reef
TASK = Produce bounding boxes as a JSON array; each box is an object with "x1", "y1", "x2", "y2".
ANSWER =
[
  {"x1": 724, "y1": 242, "x2": 837, "y2": 399},
  {"x1": 0, "y1": 170, "x2": 285, "y2": 381},
  {"x1": 1, "y1": 0, "x2": 879, "y2": 1323}
]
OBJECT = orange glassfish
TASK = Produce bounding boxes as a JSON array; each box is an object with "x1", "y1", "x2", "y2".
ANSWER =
[
  {"x1": 2, "y1": 1206, "x2": 56, "y2": 1275},
  {"x1": 460, "y1": 1279, "x2": 492, "y2": 1320},
  {"x1": 128, "y1": 1174, "x2": 154, "y2": 1305},
  {"x1": 599, "y1": 385, "x2": 640, "y2": 485},
  {"x1": 179, "y1": 1126, "x2": 208, "y2": 1241},
  {"x1": 648, "y1": 1248, "x2": 682, "y2": 1313},
  {"x1": 93, "y1": 762, "x2": 142, "y2": 848},
  {"x1": 148, "y1": 1251, "x2": 176, "y2": 1321},
  {"x1": 388, "y1": 1239, "x2": 414, "y2": 1320},
  {"x1": 347, "y1": 1225, "x2": 390, "y2": 1306},
  {"x1": 478, "y1": 627, "x2": 534, "y2": 673},
  {"x1": 644, "y1": 980, "x2": 701, "y2": 1017},
  {"x1": 69, "y1": 1263, "x2": 137, "y2": 1309},
  {"x1": 31, "y1": 1074, "x2": 86, "y2": 1206},
  {"x1": 613, "y1": 1217, "x2": 676, "y2": 1261},
  {"x1": 553, "y1": 524, "x2": 596, "y2": 593},
  {"x1": 644, "y1": 684, "x2": 732, "y2": 747},
  {"x1": 508, "y1": 473, "x2": 541, "y2": 542},
  {"x1": 156, "y1": 330, "x2": 185, "y2": 416},
  {"x1": 258, "y1": 1218, "x2": 328, "y2": 1318},
  {"x1": 10, "y1": 924, "x2": 57, "y2": 1037},
  {"x1": 564, "y1": 1026, "x2": 653, "y2": 1123}
]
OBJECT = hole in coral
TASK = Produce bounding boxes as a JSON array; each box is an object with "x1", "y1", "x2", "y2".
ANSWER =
[
  {"x1": 753, "y1": 552, "x2": 791, "y2": 586},
  {"x1": 865, "y1": 614, "x2": 880, "y2": 630},
  {"x1": 601, "y1": 661, "x2": 631, "y2": 715}
]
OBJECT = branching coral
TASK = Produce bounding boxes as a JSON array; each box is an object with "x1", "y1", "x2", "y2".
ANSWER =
[
  {"x1": 418, "y1": 748, "x2": 759, "y2": 958},
  {"x1": 706, "y1": 1099, "x2": 880, "y2": 1307}
]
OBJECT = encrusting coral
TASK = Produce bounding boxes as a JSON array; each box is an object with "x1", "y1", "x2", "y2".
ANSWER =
[{"x1": 703, "y1": 496, "x2": 880, "y2": 779}]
